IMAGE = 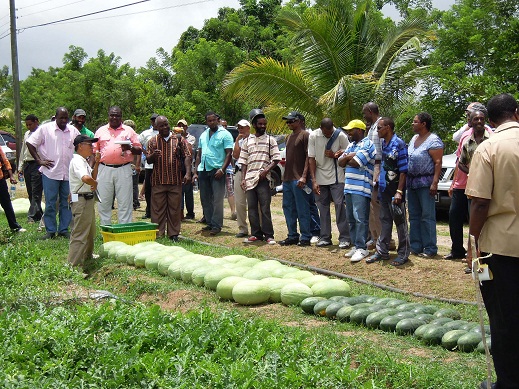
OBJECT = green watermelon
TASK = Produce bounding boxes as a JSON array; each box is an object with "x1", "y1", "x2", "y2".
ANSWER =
[
  {"x1": 476, "y1": 337, "x2": 491, "y2": 354},
  {"x1": 429, "y1": 317, "x2": 454, "y2": 326},
  {"x1": 325, "y1": 302, "x2": 347, "y2": 319},
  {"x1": 365, "y1": 308, "x2": 398, "y2": 329},
  {"x1": 415, "y1": 323, "x2": 442, "y2": 339},
  {"x1": 216, "y1": 276, "x2": 247, "y2": 300},
  {"x1": 457, "y1": 332, "x2": 483, "y2": 352},
  {"x1": 350, "y1": 307, "x2": 378, "y2": 325},
  {"x1": 300, "y1": 297, "x2": 327, "y2": 314},
  {"x1": 232, "y1": 280, "x2": 271, "y2": 305},
  {"x1": 311, "y1": 279, "x2": 351, "y2": 298},
  {"x1": 422, "y1": 326, "x2": 450, "y2": 345},
  {"x1": 379, "y1": 315, "x2": 403, "y2": 332},
  {"x1": 280, "y1": 283, "x2": 313, "y2": 306},
  {"x1": 441, "y1": 330, "x2": 468, "y2": 350},
  {"x1": 433, "y1": 308, "x2": 461, "y2": 320},
  {"x1": 336, "y1": 305, "x2": 357, "y2": 322},
  {"x1": 385, "y1": 299, "x2": 406, "y2": 308},
  {"x1": 314, "y1": 300, "x2": 334, "y2": 316},
  {"x1": 396, "y1": 318, "x2": 426, "y2": 335},
  {"x1": 442, "y1": 320, "x2": 469, "y2": 331},
  {"x1": 414, "y1": 314, "x2": 435, "y2": 323}
]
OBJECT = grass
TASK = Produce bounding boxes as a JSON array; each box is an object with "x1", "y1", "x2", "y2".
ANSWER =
[{"x1": 0, "y1": 217, "x2": 492, "y2": 387}]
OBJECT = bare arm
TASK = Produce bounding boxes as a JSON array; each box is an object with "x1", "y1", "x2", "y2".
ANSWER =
[
  {"x1": 308, "y1": 157, "x2": 320, "y2": 195},
  {"x1": 393, "y1": 172, "x2": 407, "y2": 205},
  {"x1": 428, "y1": 148, "x2": 443, "y2": 197},
  {"x1": 27, "y1": 142, "x2": 54, "y2": 168},
  {"x1": 467, "y1": 197, "x2": 491, "y2": 261}
]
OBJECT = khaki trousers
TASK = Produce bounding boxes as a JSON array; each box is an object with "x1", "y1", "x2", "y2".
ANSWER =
[
  {"x1": 68, "y1": 196, "x2": 96, "y2": 270},
  {"x1": 234, "y1": 169, "x2": 248, "y2": 234}
]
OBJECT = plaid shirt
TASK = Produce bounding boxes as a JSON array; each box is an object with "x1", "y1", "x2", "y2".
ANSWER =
[{"x1": 238, "y1": 133, "x2": 280, "y2": 190}]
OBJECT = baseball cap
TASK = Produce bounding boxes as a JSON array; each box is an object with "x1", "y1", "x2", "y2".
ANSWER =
[
  {"x1": 150, "y1": 113, "x2": 159, "y2": 120},
  {"x1": 173, "y1": 126, "x2": 184, "y2": 134},
  {"x1": 74, "y1": 134, "x2": 98, "y2": 146},
  {"x1": 177, "y1": 119, "x2": 188, "y2": 126},
  {"x1": 282, "y1": 111, "x2": 305, "y2": 121},
  {"x1": 237, "y1": 119, "x2": 251, "y2": 127},
  {"x1": 74, "y1": 109, "x2": 86, "y2": 117},
  {"x1": 342, "y1": 119, "x2": 366, "y2": 131}
]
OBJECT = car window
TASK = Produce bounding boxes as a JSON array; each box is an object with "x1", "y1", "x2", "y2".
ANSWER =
[{"x1": 0, "y1": 135, "x2": 6, "y2": 147}]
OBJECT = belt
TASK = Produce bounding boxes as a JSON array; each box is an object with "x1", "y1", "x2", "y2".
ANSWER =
[
  {"x1": 100, "y1": 162, "x2": 130, "y2": 168},
  {"x1": 234, "y1": 166, "x2": 242, "y2": 173},
  {"x1": 77, "y1": 193, "x2": 95, "y2": 200},
  {"x1": 25, "y1": 160, "x2": 37, "y2": 164}
]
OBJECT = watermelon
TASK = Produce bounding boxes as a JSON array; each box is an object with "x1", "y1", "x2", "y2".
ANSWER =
[
  {"x1": 237, "y1": 258, "x2": 262, "y2": 267},
  {"x1": 385, "y1": 299, "x2": 406, "y2": 308},
  {"x1": 411, "y1": 305, "x2": 438, "y2": 315},
  {"x1": 314, "y1": 300, "x2": 334, "y2": 316},
  {"x1": 441, "y1": 330, "x2": 468, "y2": 350},
  {"x1": 216, "y1": 276, "x2": 247, "y2": 300},
  {"x1": 325, "y1": 302, "x2": 347, "y2": 319},
  {"x1": 396, "y1": 318, "x2": 426, "y2": 335},
  {"x1": 262, "y1": 278, "x2": 301, "y2": 303},
  {"x1": 379, "y1": 315, "x2": 403, "y2": 332},
  {"x1": 364, "y1": 296, "x2": 379, "y2": 303},
  {"x1": 396, "y1": 302, "x2": 423, "y2": 312},
  {"x1": 232, "y1": 280, "x2": 271, "y2": 305},
  {"x1": 311, "y1": 279, "x2": 351, "y2": 298},
  {"x1": 167, "y1": 258, "x2": 192, "y2": 279},
  {"x1": 350, "y1": 306, "x2": 379, "y2": 325},
  {"x1": 204, "y1": 268, "x2": 240, "y2": 290},
  {"x1": 415, "y1": 323, "x2": 441, "y2": 339},
  {"x1": 458, "y1": 322, "x2": 479, "y2": 331},
  {"x1": 134, "y1": 250, "x2": 155, "y2": 268},
  {"x1": 282, "y1": 270, "x2": 315, "y2": 280},
  {"x1": 394, "y1": 311, "x2": 416, "y2": 319},
  {"x1": 191, "y1": 265, "x2": 216, "y2": 286},
  {"x1": 373, "y1": 297, "x2": 393, "y2": 305},
  {"x1": 422, "y1": 326, "x2": 450, "y2": 345},
  {"x1": 457, "y1": 332, "x2": 483, "y2": 352},
  {"x1": 365, "y1": 308, "x2": 398, "y2": 329},
  {"x1": 471, "y1": 325, "x2": 491, "y2": 335},
  {"x1": 280, "y1": 283, "x2": 313, "y2": 306},
  {"x1": 442, "y1": 320, "x2": 469, "y2": 331},
  {"x1": 433, "y1": 308, "x2": 461, "y2": 320},
  {"x1": 253, "y1": 259, "x2": 283, "y2": 270},
  {"x1": 301, "y1": 275, "x2": 330, "y2": 287},
  {"x1": 415, "y1": 314, "x2": 435, "y2": 323},
  {"x1": 476, "y1": 337, "x2": 491, "y2": 354},
  {"x1": 146, "y1": 253, "x2": 170, "y2": 271},
  {"x1": 157, "y1": 256, "x2": 179, "y2": 275},
  {"x1": 242, "y1": 268, "x2": 273, "y2": 280},
  {"x1": 336, "y1": 305, "x2": 357, "y2": 322},
  {"x1": 222, "y1": 255, "x2": 249, "y2": 263},
  {"x1": 429, "y1": 317, "x2": 454, "y2": 326},
  {"x1": 300, "y1": 297, "x2": 327, "y2": 314}
]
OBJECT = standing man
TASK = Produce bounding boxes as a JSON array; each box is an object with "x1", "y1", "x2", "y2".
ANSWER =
[
  {"x1": 93, "y1": 106, "x2": 142, "y2": 225},
  {"x1": 338, "y1": 119, "x2": 376, "y2": 262},
  {"x1": 68, "y1": 135, "x2": 100, "y2": 274},
  {"x1": 220, "y1": 118, "x2": 237, "y2": 220},
  {"x1": 367, "y1": 117, "x2": 410, "y2": 266},
  {"x1": 71, "y1": 109, "x2": 95, "y2": 138},
  {"x1": 27, "y1": 107, "x2": 80, "y2": 239},
  {"x1": 362, "y1": 102, "x2": 382, "y2": 249},
  {"x1": 147, "y1": 116, "x2": 192, "y2": 241},
  {"x1": 177, "y1": 119, "x2": 196, "y2": 220},
  {"x1": 308, "y1": 118, "x2": 350, "y2": 248},
  {"x1": 279, "y1": 111, "x2": 317, "y2": 246},
  {"x1": 123, "y1": 119, "x2": 142, "y2": 211},
  {"x1": 232, "y1": 119, "x2": 251, "y2": 238},
  {"x1": 465, "y1": 93, "x2": 519, "y2": 389},
  {"x1": 138, "y1": 113, "x2": 159, "y2": 219},
  {"x1": 239, "y1": 109, "x2": 280, "y2": 245},
  {"x1": 18, "y1": 114, "x2": 43, "y2": 223},
  {"x1": 192, "y1": 111, "x2": 233, "y2": 235}
]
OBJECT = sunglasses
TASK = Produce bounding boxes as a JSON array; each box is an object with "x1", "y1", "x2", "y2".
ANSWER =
[{"x1": 286, "y1": 119, "x2": 298, "y2": 124}]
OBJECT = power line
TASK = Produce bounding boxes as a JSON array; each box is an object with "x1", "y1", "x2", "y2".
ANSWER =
[
  {"x1": 17, "y1": 0, "x2": 57, "y2": 10},
  {"x1": 19, "y1": 0, "x2": 89, "y2": 18}
]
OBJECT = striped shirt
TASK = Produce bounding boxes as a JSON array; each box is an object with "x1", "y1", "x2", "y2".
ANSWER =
[
  {"x1": 379, "y1": 134, "x2": 408, "y2": 195},
  {"x1": 238, "y1": 133, "x2": 280, "y2": 190},
  {"x1": 343, "y1": 137, "x2": 376, "y2": 198},
  {"x1": 147, "y1": 133, "x2": 192, "y2": 186}
]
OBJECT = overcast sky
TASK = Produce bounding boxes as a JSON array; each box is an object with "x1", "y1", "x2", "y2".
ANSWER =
[{"x1": 0, "y1": 0, "x2": 455, "y2": 80}]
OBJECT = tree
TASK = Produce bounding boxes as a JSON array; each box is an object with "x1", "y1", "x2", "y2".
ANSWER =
[{"x1": 222, "y1": 0, "x2": 429, "y2": 131}]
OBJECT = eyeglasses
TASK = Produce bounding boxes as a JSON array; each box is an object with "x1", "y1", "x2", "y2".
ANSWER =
[
  {"x1": 80, "y1": 142, "x2": 94, "y2": 147},
  {"x1": 286, "y1": 119, "x2": 298, "y2": 124}
]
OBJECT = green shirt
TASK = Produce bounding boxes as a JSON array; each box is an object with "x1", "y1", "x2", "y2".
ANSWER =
[{"x1": 80, "y1": 126, "x2": 95, "y2": 138}]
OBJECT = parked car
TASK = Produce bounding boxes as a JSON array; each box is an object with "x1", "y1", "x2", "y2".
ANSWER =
[
  {"x1": 435, "y1": 153, "x2": 457, "y2": 211},
  {"x1": 0, "y1": 134, "x2": 16, "y2": 171},
  {"x1": 0, "y1": 131, "x2": 16, "y2": 151}
]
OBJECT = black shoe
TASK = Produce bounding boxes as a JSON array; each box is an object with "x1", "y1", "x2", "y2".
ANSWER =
[
  {"x1": 141, "y1": 214, "x2": 150, "y2": 219},
  {"x1": 39, "y1": 232, "x2": 56, "y2": 240},
  {"x1": 479, "y1": 380, "x2": 496, "y2": 389},
  {"x1": 279, "y1": 238, "x2": 299, "y2": 246},
  {"x1": 201, "y1": 225, "x2": 212, "y2": 231},
  {"x1": 297, "y1": 240, "x2": 311, "y2": 247},
  {"x1": 464, "y1": 266, "x2": 472, "y2": 274},
  {"x1": 443, "y1": 253, "x2": 465, "y2": 260},
  {"x1": 185, "y1": 214, "x2": 195, "y2": 220},
  {"x1": 235, "y1": 232, "x2": 248, "y2": 238},
  {"x1": 169, "y1": 235, "x2": 179, "y2": 242},
  {"x1": 197, "y1": 217, "x2": 207, "y2": 224},
  {"x1": 58, "y1": 231, "x2": 70, "y2": 239},
  {"x1": 209, "y1": 228, "x2": 221, "y2": 236}
]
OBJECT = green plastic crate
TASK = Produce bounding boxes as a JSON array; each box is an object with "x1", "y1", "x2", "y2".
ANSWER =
[{"x1": 100, "y1": 222, "x2": 158, "y2": 233}]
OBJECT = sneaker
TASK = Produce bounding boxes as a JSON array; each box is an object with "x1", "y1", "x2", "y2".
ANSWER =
[
  {"x1": 266, "y1": 238, "x2": 276, "y2": 245},
  {"x1": 297, "y1": 240, "x2": 310, "y2": 246},
  {"x1": 244, "y1": 236, "x2": 261, "y2": 243},
  {"x1": 366, "y1": 240, "x2": 376, "y2": 250},
  {"x1": 344, "y1": 247, "x2": 357, "y2": 258},
  {"x1": 310, "y1": 236, "x2": 320, "y2": 244},
  {"x1": 338, "y1": 240, "x2": 351, "y2": 249},
  {"x1": 13, "y1": 227, "x2": 27, "y2": 233},
  {"x1": 316, "y1": 239, "x2": 332, "y2": 247},
  {"x1": 351, "y1": 248, "x2": 369, "y2": 262},
  {"x1": 279, "y1": 238, "x2": 299, "y2": 246},
  {"x1": 235, "y1": 232, "x2": 248, "y2": 238}
]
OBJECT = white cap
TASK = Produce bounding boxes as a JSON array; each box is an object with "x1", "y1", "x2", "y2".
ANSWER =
[{"x1": 237, "y1": 119, "x2": 251, "y2": 127}]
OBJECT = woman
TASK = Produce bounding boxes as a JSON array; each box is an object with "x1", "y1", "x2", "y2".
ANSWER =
[
  {"x1": 0, "y1": 147, "x2": 26, "y2": 232},
  {"x1": 407, "y1": 112, "x2": 443, "y2": 257}
]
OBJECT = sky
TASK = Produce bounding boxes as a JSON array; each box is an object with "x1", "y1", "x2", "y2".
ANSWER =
[{"x1": 0, "y1": 0, "x2": 455, "y2": 80}]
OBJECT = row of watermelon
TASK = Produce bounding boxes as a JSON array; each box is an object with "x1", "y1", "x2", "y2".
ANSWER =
[{"x1": 300, "y1": 295, "x2": 491, "y2": 353}]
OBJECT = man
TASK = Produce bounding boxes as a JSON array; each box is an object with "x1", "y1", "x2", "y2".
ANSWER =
[
  {"x1": 279, "y1": 111, "x2": 318, "y2": 246},
  {"x1": 146, "y1": 116, "x2": 192, "y2": 241},
  {"x1": 27, "y1": 107, "x2": 80, "y2": 239},
  {"x1": 67, "y1": 135, "x2": 100, "y2": 274},
  {"x1": 452, "y1": 102, "x2": 492, "y2": 143},
  {"x1": 71, "y1": 109, "x2": 95, "y2": 138},
  {"x1": 177, "y1": 119, "x2": 196, "y2": 220},
  {"x1": 239, "y1": 109, "x2": 280, "y2": 244},
  {"x1": 465, "y1": 93, "x2": 519, "y2": 389},
  {"x1": 192, "y1": 111, "x2": 233, "y2": 235},
  {"x1": 220, "y1": 118, "x2": 237, "y2": 220},
  {"x1": 445, "y1": 108, "x2": 491, "y2": 261},
  {"x1": 232, "y1": 119, "x2": 251, "y2": 238},
  {"x1": 362, "y1": 102, "x2": 382, "y2": 249},
  {"x1": 123, "y1": 119, "x2": 142, "y2": 211},
  {"x1": 367, "y1": 117, "x2": 410, "y2": 266},
  {"x1": 93, "y1": 106, "x2": 142, "y2": 225},
  {"x1": 138, "y1": 113, "x2": 159, "y2": 219},
  {"x1": 18, "y1": 114, "x2": 43, "y2": 223},
  {"x1": 338, "y1": 119, "x2": 376, "y2": 262},
  {"x1": 308, "y1": 118, "x2": 350, "y2": 248}
]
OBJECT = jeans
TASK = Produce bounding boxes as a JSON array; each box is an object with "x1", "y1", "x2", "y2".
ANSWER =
[
  {"x1": 42, "y1": 174, "x2": 72, "y2": 234},
  {"x1": 0, "y1": 178, "x2": 22, "y2": 230},
  {"x1": 448, "y1": 188, "x2": 468, "y2": 257},
  {"x1": 23, "y1": 161, "x2": 43, "y2": 221},
  {"x1": 315, "y1": 183, "x2": 349, "y2": 242},
  {"x1": 344, "y1": 193, "x2": 370, "y2": 250},
  {"x1": 199, "y1": 169, "x2": 226, "y2": 230},
  {"x1": 376, "y1": 190, "x2": 410, "y2": 259},
  {"x1": 181, "y1": 181, "x2": 195, "y2": 217},
  {"x1": 247, "y1": 179, "x2": 274, "y2": 240},
  {"x1": 407, "y1": 186, "x2": 437, "y2": 255},
  {"x1": 309, "y1": 195, "x2": 321, "y2": 237},
  {"x1": 282, "y1": 180, "x2": 313, "y2": 241}
]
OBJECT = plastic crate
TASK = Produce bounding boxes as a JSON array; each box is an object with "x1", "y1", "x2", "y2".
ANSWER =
[
  {"x1": 100, "y1": 222, "x2": 158, "y2": 233},
  {"x1": 101, "y1": 230, "x2": 157, "y2": 245}
]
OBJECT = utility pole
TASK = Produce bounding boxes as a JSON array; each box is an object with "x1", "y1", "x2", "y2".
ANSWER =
[{"x1": 10, "y1": 0, "x2": 22, "y2": 162}]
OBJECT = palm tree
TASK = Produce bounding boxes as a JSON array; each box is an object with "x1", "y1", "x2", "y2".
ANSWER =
[{"x1": 222, "y1": 0, "x2": 430, "y2": 130}]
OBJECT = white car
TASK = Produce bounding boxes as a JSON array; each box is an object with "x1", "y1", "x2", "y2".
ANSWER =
[
  {"x1": 0, "y1": 134, "x2": 16, "y2": 171},
  {"x1": 436, "y1": 153, "x2": 457, "y2": 211}
]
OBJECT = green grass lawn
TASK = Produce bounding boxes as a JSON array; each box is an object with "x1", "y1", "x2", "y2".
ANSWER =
[{"x1": 0, "y1": 219, "x2": 491, "y2": 388}]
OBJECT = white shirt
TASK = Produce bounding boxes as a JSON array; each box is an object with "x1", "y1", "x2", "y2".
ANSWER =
[
  {"x1": 69, "y1": 154, "x2": 92, "y2": 194},
  {"x1": 138, "y1": 127, "x2": 159, "y2": 169}
]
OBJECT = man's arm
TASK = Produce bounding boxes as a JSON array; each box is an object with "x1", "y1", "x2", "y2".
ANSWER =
[
  {"x1": 428, "y1": 148, "x2": 443, "y2": 197},
  {"x1": 215, "y1": 148, "x2": 233, "y2": 180},
  {"x1": 26, "y1": 142, "x2": 54, "y2": 168},
  {"x1": 308, "y1": 157, "x2": 320, "y2": 195}
]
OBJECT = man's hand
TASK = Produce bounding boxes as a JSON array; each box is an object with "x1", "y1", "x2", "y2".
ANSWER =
[
  {"x1": 183, "y1": 173, "x2": 192, "y2": 185},
  {"x1": 324, "y1": 149, "x2": 335, "y2": 158},
  {"x1": 38, "y1": 159, "x2": 55, "y2": 168},
  {"x1": 430, "y1": 182, "x2": 438, "y2": 197},
  {"x1": 313, "y1": 181, "x2": 320, "y2": 196},
  {"x1": 297, "y1": 177, "x2": 306, "y2": 189},
  {"x1": 259, "y1": 169, "x2": 268, "y2": 180},
  {"x1": 393, "y1": 191, "x2": 403, "y2": 205},
  {"x1": 215, "y1": 169, "x2": 224, "y2": 180},
  {"x1": 191, "y1": 173, "x2": 198, "y2": 184}
]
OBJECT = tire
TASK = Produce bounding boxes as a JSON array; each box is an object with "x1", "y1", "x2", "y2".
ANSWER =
[{"x1": 270, "y1": 168, "x2": 281, "y2": 187}]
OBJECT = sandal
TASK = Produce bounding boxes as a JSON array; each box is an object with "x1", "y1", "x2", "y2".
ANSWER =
[
  {"x1": 390, "y1": 257, "x2": 408, "y2": 266},
  {"x1": 366, "y1": 253, "x2": 387, "y2": 263}
]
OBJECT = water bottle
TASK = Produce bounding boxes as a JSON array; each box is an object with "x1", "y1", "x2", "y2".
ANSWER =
[
  {"x1": 302, "y1": 185, "x2": 312, "y2": 195},
  {"x1": 18, "y1": 173, "x2": 25, "y2": 187},
  {"x1": 10, "y1": 183, "x2": 16, "y2": 199},
  {"x1": 193, "y1": 178, "x2": 199, "y2": 193}
]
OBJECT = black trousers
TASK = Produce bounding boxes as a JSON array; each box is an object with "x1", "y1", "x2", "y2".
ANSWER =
[
  {"x1": 0, "y1": 178, "x2": 22, "y2": 230},
  {"x1": 23, "y1": 161, "x2": 43, "y2": 221},
  {"x1": 144, "y1": 168, "x2": 153, "y2": 216},
  {"x1": 246, "y1": 179, "x2": 274, "y2": 240},
  {"x1": 448, "y1": 189, "x2": 468, "y2": 257},
  {"x1": 480, "y1": 254, "x2": 519, "y2": 388}
]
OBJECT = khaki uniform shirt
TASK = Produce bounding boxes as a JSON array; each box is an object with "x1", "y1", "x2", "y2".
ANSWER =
[{"x1": 465, "y1": 121, "x2": 519, "y2": 257}]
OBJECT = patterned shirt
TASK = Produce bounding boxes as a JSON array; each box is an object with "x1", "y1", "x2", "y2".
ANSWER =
[
  {"x1": 379, "y1": 134, "x2": 408, "y2": 196},
  {"x1": 407, "y1": 133, "x2": 443, "y2": 190},
  {"x1": 367, "y1": 118, "x2": 382, "y2": 161},
  {"x1": 147, "y1": 133, "x2": 192, "y2": 186},
  {"x1": 343, "y1": 137, "x2": 376, "y2": 198},
  {"x1": 238, "y1": 133, "x2": 280, "y2": 191},
  {"x1": 197, "y1": 126, "x2": 234, "y2": 172},
  {"x1": 459, "y1": 131, "x2": 491, "y2": 168},
  {"x1": 0, "y1": 147, "x2": 12, "y2": 180}
]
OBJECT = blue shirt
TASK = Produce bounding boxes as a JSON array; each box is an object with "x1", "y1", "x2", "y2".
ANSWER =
[
  {"x1": 197, "y1": 126, "x2": 234, "y2": 171},
  {"x1": 344, "y1": 137, "x2": 376, "y2": 198},
  {"x1": 379, "y1": 134, "x2": 408, "y2": 195},
  {"x1": 407, "y1": 133, "x2": 443, "y2": 189}
]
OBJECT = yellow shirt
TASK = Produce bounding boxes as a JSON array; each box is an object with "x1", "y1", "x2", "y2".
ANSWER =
[{"x1": 465, "y1": 121, "x2": 519, "y2": 257}]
